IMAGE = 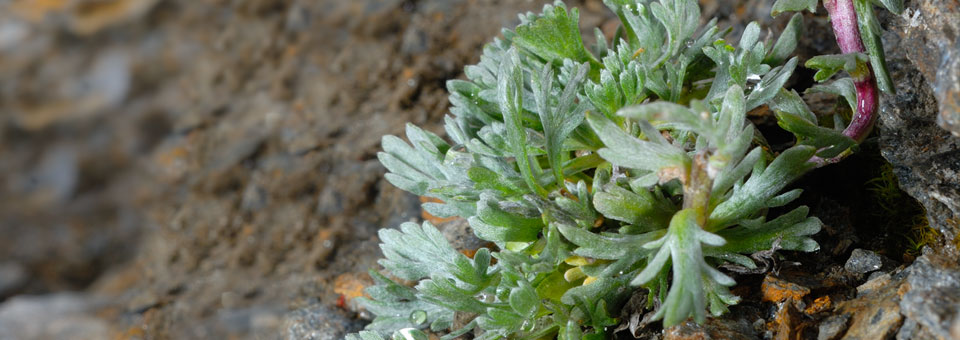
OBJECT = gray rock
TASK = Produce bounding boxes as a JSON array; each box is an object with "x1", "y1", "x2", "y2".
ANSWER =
[
  {"x1": 818, "y1": 314, "x2": 850, "y2": 340},
  {"x1": 845, "y1": 249, "x2": 883, "y2": 275},
  {"x1": 282, "y1": 304, "x2": 363, "y2": 340},
  {"x1": 895, "y1": 319, "x2": 919, "y2": 340},
  {"x1": 899, "y1": 255, "x2": 960, "y2": 340},
  {"x1": 880, "y1": 2, "x2": 960, "y2": 252},
  {"x1": 0, "y1": 293, "x2": 113, "y2": 340},
  {"x1": 217, "y1": 306, "x2": 285, "y2": 335},
  {"x1": 887, "y1": 1, "x2": 960, "y2": 136}
]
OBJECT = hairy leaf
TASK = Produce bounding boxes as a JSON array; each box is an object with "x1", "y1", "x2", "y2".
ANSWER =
[{"x1": 510, "y1": 1, "x2": 599, "y2": 69}]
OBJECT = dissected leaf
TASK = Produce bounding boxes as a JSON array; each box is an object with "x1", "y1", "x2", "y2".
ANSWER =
[
  {"x1": 510, "y1": 1, "x2": 599, "y2": 69},
  {"x1": 631, "y1": 209, "x2": 738, "y2": 326},
  {"x1": 534, "y1": 62, "x2": 590, "y2": 187},
  {"x1": 499, "y1": 48, "x2": 548, "y2": 196},
  {"x1": 709, "y1": 145, "x2": 818, "y2": 229}
]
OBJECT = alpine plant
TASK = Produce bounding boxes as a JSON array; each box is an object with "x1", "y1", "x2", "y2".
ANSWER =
[{"x1": 348, "y1": 0, "x2": 900, "y2": 338}]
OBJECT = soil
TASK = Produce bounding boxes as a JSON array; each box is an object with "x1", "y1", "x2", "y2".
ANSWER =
[{"x1": 0, "y1": 0, "x2": 953, "y2": 339}]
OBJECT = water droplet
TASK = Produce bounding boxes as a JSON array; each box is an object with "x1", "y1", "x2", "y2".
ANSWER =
[
  {"x1": 476, "y1": 293, "x2": 492, "y2": 302},
  {"x1": 409, "y1": 310, "x2": 427, "y2": 324}
]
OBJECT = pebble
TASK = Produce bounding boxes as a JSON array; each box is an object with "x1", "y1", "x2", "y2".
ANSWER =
[
  {"x1": 899, "y1": 255, "x2": 960, "y2": 340},
  {"x1": 844, "y1": 249, "x2": 882, "y2": 275}
]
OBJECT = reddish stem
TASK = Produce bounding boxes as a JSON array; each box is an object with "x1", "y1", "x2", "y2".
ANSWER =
[{"x1": 812, "y1": 0, "x2": 879, "y2": 166}]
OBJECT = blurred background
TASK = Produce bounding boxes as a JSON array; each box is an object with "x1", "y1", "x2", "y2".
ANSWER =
[
  {"x1": 0, "y1": 0, "x2": 956, "y2": 339},
  {"x1": 0, "y1": 1, "x2": 621, "y2": 338}
]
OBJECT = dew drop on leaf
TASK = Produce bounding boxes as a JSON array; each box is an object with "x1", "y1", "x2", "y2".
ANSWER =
[{"x1": 409, "y1": 310, "x2": 428, "y2": 324}]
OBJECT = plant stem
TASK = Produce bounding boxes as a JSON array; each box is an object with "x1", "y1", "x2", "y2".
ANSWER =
[
  {"x1": 684, "y1": 152, "x2": 712, "y2": 226},
  {"x1": 813, "y1": 0, "x2": 880, "y2": 166}
]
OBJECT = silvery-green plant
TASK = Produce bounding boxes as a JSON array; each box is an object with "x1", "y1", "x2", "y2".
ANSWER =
[{"x1": 348, "y1": 0, "x2": 898, "y2": 338}]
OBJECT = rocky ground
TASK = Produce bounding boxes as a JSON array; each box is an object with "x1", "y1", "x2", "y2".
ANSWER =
[{"x1": 0, "y1": 0, "x2": 957, "y2": 339}]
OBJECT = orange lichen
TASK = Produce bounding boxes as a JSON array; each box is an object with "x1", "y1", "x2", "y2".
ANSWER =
[
  {"x1": 333, "y1": 272, "x2": 371, "y2": 304},
  {"x1": 768, "y1": 303, "x2": 805, "y2": 340},
  {"x1": 804, "y1": 296, "x2": 831, "y2": 314},
  {"x1": 761, "y1": 275, "x2": 810, "y2": 303}
]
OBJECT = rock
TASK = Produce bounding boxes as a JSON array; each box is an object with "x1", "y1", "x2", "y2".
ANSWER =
[
  {"x1": 805, "y1": 296, "x2": 833, "y2": 315},
  {"x1": 770, "y1": 302, "x2": 806, "y2": 340},
  {"x1": 880, "y1": 0, "x2": 960, "y2": 252},
  {"x1": 856, "y1": 273, "x2": 893, "y2": 296},
  {"x1": 884, "y1": 1, "x2": 960, "y2": 136},
  {"x1": 899, "y1": 255, "x2": 960, "y2": 340},
  {"x1": 217, "y1": 306, "x2": 285, "y2": 335},
  {"x1": 837, "y1": 268, "x2": 905, "y2": 340},
  {"x1": 895, "y1": 319, "x2": 919, "y2": 340},
  {"x1": 844, "y1": 249, "x2": 883, "y2": 275},
  {"x1": 664, "y1": 317, "x2": 759, "y2": 340},
  {"x1": 0, "y1": 293, "x2": 114, "y2": 339},
  {"x1": 818, "y1": 314, "x2": 850, "y2": 340},
  {"x1": 761, "y1": 275, "x2": 811, "y2": 303},
  {"x1": 0, "y1": 0, "x2": 159, "y2": 298},
  {"x1": 282, "y1": 304, "x2": 364, "y2": 340}
]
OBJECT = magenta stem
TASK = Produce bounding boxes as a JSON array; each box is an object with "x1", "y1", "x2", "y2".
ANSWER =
[
  {"x1": 811, "y1": 0, "x2": 879, "y2": 166},
  {"x1": 824, "y1": 0, "x2": 866, "y2": 53}
]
